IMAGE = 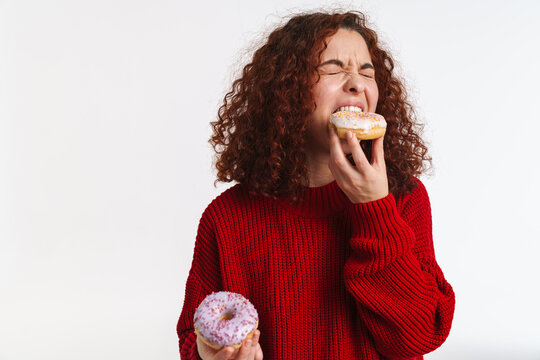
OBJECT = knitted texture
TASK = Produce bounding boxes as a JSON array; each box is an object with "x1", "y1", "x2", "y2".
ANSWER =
[{"x1": 177, "y1": 178, "x2": 455, "y2": 359}]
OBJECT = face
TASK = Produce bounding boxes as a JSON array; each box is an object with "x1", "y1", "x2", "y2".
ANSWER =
[{"x1": 306, "y1": 28, "x2": 379, "y2": 155}]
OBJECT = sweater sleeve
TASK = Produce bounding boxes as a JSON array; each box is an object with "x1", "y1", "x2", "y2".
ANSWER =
[
  {"x1": 343, "y1": 180, "x2": 455, "y2": 359},
  {"x1": 177, "y1": 206, "x2": 222, "y2": 360}
]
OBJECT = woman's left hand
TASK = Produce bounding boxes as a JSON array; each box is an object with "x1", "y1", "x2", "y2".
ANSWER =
[{"x1": 328, "y1": 127, "x2": 389, "y2": 203}]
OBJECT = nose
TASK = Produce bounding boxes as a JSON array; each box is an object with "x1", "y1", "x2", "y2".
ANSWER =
[{"x1": 343, "y1": 73, "x2": 367, "y2": 94}]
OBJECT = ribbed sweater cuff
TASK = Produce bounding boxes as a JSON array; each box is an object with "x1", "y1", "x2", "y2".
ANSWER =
[
  {"x1": 347, "y1": 192, "x2": 403, "y2": 238},
  {"x1": 346, "y1": 193, "x2": 415, "y2": 275}
]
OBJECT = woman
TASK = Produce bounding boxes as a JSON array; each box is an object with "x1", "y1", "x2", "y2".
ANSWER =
[{"x1": 177, "y1": 10, "x2": 455, "y2": 360}]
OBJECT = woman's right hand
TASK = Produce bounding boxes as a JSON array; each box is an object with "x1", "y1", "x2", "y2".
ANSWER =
[{"x1": 196, "y1": 330, "x2": 263, "y2": 360}]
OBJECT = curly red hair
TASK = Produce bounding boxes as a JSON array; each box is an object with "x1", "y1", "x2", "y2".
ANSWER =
[{"x1": 210, "y1": 11, "x2": 431, "y2": 202}]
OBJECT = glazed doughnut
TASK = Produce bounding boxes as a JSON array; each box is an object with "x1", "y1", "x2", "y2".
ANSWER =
[
  {"x1": 328, "y1": 110, "x2": 387, "y2": 140},
  {"x1": 193, "y1": 291, "x2": 259, "y2": 350}
]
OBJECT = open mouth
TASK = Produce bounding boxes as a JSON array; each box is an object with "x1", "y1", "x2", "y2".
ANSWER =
[{"x1": 332, "y1": 105, "x2": 364, "y2": 114}]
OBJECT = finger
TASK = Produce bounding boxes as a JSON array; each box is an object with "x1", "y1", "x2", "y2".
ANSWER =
[
  {"x1": 216, "y1": 346, "x2": 235, "y2": 360},
  {"x1": 328, "y1": 128, "x2": 354, "y2": 173},
  {"x1": 198, "y1": 335, "x2": 232, "y2": 360},
  {"x1": 248, "y1": 331, "x2": 260, "y2": 359},
  {"x1": 328, "y1": 126, "x2": 346, "y2": 157},
  {"x1": 327, "y1": 146, "x2": 350, "y2": 186},
  {"x1": 371, "y1": 135, "x2": 385, "y2": 166},
  {"x1": 346, "y1": 131, "x2": 369, "y2": 170},
  {"x1": 235, "y1": 337, "x2": 253, "y2": 359},
  {"x1": 255, "y1": 345, "x2": 263, "y2": 360}
]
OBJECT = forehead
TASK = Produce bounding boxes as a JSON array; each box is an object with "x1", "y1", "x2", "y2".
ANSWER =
[{"x1": 321, "y1": 28, "x2": 371, "y2": 64}]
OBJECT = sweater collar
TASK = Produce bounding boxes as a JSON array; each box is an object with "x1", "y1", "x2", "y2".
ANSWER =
[{"x1": 277, "y1": 180, "x2": 351, "y2": 217}]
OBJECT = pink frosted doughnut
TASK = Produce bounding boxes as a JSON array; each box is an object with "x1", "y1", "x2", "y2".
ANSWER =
[{"x1": 193, "y1": 291, "x2": 259, "y2": 349}]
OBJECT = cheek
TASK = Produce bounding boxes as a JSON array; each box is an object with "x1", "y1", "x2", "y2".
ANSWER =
[
  {"x1": 312, "y1": 80, "x2": 339, "y2": 108},
  {"x1": 371, "y1": 82, "x2": 379, "y2": 101},
  {"x1": 368, "y1": 83, "x2": 379, "y2": 108}
]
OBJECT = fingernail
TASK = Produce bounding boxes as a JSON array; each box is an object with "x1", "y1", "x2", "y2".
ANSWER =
[{"x1": 246, "y1": 340, "x2": 252, "y2": 347}]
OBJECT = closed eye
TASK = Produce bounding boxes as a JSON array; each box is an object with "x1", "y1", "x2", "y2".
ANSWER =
[
  {"x1": 320, "y1": 67, "x2": 344, "y2": 76},
  {"x1": 325, "y1": 71, "x2": 374, "y2": 78}
]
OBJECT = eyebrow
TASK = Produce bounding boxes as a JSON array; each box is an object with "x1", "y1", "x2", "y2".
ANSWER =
[{"x1": 319, "y1": 59, "x2": 374, "y2": 70}]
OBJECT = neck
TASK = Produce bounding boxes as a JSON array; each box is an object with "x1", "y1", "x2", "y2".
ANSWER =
[{"x1": 305, "y1": 151, "x2": 335, "y2": 188}]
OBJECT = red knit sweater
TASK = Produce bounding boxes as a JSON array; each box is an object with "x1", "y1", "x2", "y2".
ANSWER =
[{"x1": 177, "y1": 178, "x2": 455, "y2": 359}]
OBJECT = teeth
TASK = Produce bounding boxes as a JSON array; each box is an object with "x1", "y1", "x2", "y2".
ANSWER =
[{"x1": 335, "y1": 106, "x2": 363, "y2": 113}]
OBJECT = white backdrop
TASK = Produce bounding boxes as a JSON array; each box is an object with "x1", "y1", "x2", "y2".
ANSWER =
[{"x1": 1, "y1": 0, "x2": 540, "y2": 359}]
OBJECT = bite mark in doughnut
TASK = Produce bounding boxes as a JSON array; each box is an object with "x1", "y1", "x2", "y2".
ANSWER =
[
  {"x1": 328, "y1": 110, "x2": 387, "y2": 140},
  {"x1": 194, "y1": 291, "x2": 259, "y2": 350}
]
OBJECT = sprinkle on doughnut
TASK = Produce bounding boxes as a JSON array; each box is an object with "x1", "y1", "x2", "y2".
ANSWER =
[
  {"x1": 329, "y1": 110, "x2": 386, "y2": 131},
  {"x1": 194, "y1": 291, "x2": 259, "y2": 348}
]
